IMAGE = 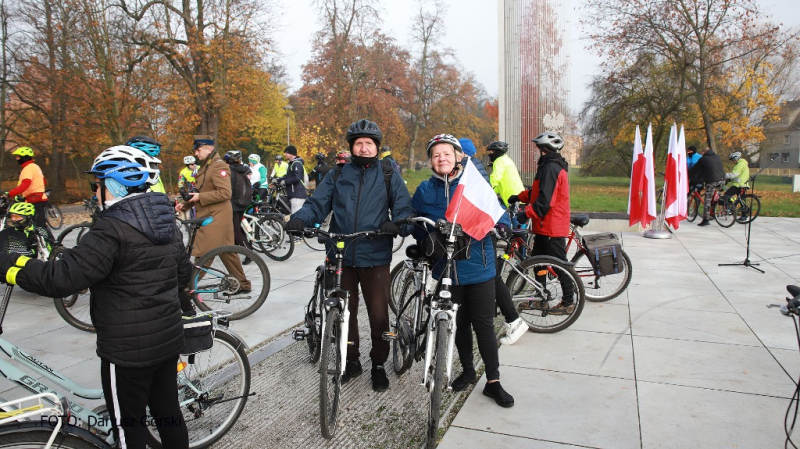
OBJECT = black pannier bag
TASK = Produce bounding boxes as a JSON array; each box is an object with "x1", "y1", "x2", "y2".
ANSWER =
[
  {"x1": 582, "y1": 233, "x2": 622, "y2": 276},
  {"x1": 181, "y1": 314, "x2": 214, "y2": 355}
]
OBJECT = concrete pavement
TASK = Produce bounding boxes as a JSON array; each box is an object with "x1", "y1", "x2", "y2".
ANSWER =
[{"x1": 0, "y1": 217, "x2": 798, "y2": 448}]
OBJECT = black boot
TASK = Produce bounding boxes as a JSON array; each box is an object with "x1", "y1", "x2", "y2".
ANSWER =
[
  {"x1": 483, "y1": 381, "x2": 514, "y2": 408},
  {"x1": 340, "y1": 360, "x2": 363, "y2": 384},
  {"x1": 371, "y1": 363, "x2": 389, "y2": 392},
  {"x1": 698, "y1": 219, "x2": 711, "y2": 227}
]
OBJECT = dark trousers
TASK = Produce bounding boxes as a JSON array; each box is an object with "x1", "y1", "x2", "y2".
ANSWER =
[
  {"x1": 100, "y1": 357, "x2": 188, "y2": 449},
  {"x1": 341, "y1": 265, "x2": 391, "y2": 365},
  {"x1": 702, "y1": 180, "x2": 725, "y2": 220},
  {"x1": 453, "y1": 279, "x2": 501, "y2": 381},
  {"x1": 232, "y1": 210, "x2": 249, "y2": 249},
  {"x1": 32, "y1": 201, "x2": 53, "y2": 241},
  {"x1": 495, "y1": 256, "x2": 519, "y2": 323},
  {"x1": 531, "y1": 234, "x2": 575, "y2": 303}
]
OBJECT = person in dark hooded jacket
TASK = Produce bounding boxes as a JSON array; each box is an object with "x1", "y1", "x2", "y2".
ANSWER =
[
  {"x1": 688, "y1": 146, "x2": 725, "y2": 226},
  {"x1": 285, "y1": 119, "x2": 413, "y2": 393},
  {"x1": 224, "y1": 149, "x2": 253, "y2": 257},
  {"x1": 0, "y1": 146, "x2": 191, "y2": 449}
]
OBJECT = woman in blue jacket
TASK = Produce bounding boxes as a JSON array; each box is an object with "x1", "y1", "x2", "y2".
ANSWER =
[{"x1": 411, "y1": 134, "x2": 514, "y2": 408}]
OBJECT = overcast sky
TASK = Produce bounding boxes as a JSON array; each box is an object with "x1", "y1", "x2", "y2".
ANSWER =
[{"x1": 274, "y1": 0, "x2": 800, "y2": 113}]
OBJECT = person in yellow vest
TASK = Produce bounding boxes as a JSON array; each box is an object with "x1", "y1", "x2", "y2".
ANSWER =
[
  {"x1": 178, "y1": 156, "x2": 197, "y2": 190},
  {"x1": 127, "y1": 135, "x2": 166, "y2": 193},
  {"x1": 7, "y1": 146, "x2": 50, "y2": 234},
  {"x1": 270, "y1": 155, "x2": 288, "y2": 180},
  {"x1": 486, "y1": 141, "x2": 525, "y2": 210}
]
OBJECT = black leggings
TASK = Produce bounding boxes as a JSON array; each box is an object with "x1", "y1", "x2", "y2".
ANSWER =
[
  {"x1": 101, "y1": 357, "x2": 188, "y2": 449},
  {"x1": 495, "y1": 256, "x2": 519, "y2": 323},
  {"x1": 453, "y1": 279, "x2": 500, "y2": 381}
]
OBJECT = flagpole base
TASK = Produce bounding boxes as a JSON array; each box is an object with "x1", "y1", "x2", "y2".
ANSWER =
[{"x1": 643, "y1": 230, "x2": 671, "y2": 239}]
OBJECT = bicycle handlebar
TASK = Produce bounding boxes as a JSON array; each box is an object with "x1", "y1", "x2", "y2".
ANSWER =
[{"x1": 300, "y1": 227, "x2": 393, "y2": 243}]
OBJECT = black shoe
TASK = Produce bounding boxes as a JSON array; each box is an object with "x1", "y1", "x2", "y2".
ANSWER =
[
  {"x1": 698, "y1": 219, "x2": 711, "y2": 227},
  {"x1": 340, "y1": 360, "x2": 363, "y2": 384},
  {"x1": 242, "y1": 257, "x2": 253, "y2": 265},
  {"x1": 483, "y1": 381, "x2": 514, "y2": 408},
  {"x1": 451, "y1": 371, "x2": 478, "y2": 391},
  {"x1": 371, "y1": 364, "x2": 389, "y2": 392}
]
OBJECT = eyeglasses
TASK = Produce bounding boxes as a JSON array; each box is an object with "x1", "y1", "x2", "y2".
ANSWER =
[{"x1": 89, "y1": 181, "x2": 99, "y2": 192}]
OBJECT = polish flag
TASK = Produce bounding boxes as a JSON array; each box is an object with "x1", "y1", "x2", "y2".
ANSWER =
[
  {"x1": 628, "y1": 125, "x2": 657, "y2": 228},
  {"x1": 445, "y1": 159, "x2": 506, "y2": 240},
  {"x1": 664, "y1": 124, "x2": 689, "y2": 229}
]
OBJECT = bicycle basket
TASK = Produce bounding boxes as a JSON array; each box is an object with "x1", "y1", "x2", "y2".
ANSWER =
[{"x1": 181, "y1": 314, "x2": 214, "y2": 355}]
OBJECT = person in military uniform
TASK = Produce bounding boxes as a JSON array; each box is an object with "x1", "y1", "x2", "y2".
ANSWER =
[{"x1": 175, "y1": 135, "x2": 250, "y2": 295}]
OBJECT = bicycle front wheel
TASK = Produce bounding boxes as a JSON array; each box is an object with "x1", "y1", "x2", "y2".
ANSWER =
[
  {"x1": 505, "y1": 256, "x2": 585, "y2": 333},
  {"x1": 255, "y1": 216, "x2": 294, "y2": 261},
  {"x1": 713, "y1": 201, "x2": 735, "y2": 227},
  {"x1": 686, "y1": 195, "x2": 700, "y2": 222},
  {"x1": 389, "y1": 260, "x2": 414, "y2": 315},
  {"x1": 305, "y1": 269, "x2": 325, "y2": 363},
  {"x1": 45, "y1": 203, "x2": 63, "y2": 230},
  {"x1": 146, "y1": 330, "x2": 251, "y2": 449},
  {"x1": 427, "y1": 321, "x2": 448, "y2": 449},
  {"x1": 571, "y1": 249, "x2": 632, "y2": 302},
  {"x1": 735, "y1": 194, "x2": 761, "y2": 224},
  {"x1": 49, "y1": 246, "x2": 95, "y2": 332},
  {"x1": 192, "y1": 246, "x2": 270, "y2": 320},
  {"x1": 56, "y1": 223, "x2": 92, "y2": 248},
  {"x1": 320, "y1": 307, "x2": 342, "y2": 439}
]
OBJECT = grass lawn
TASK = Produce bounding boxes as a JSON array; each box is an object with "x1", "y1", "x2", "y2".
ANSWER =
[{"x1": 401, "y1": 166, "x2": 800, "y2": 218}]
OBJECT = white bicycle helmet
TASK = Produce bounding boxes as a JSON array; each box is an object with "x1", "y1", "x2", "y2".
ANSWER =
[
  {"x1": 88, "y1": 145, "x2": 161, "y2": 186},
  {"x1": 184, "y1": 156, "x2": 196, "y2": 165},
  {"x1": 532, "y1": 132, "x2": 565, "y2": 152},
  {"x1": 729, "y1": 152, "x2": 741, "y2": 161},
  {"x1": 248, "y1": 154, "x2": 260, "y2": 163},
  {"x1": 425, "y1": 134, "x2": 462, "y2": 157}
]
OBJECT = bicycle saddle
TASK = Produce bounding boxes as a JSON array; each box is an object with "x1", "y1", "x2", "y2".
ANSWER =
[
  {"x1": 788, "y1": 285, "x2": 800, "y2": 298},
  {"x1": 406, "y1": 244, "x2": 426, "y2": 260},
  {"x1": 570, "y1": 214, "x2": 590, "y2": 227},
  {"x1": 182, "y1": 216, "x2": 213, "y2": 227}
]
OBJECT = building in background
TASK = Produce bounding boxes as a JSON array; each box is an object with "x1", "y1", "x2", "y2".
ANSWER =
[
  {"x1": 498, "y1": 0, "x2": 571, "y2": 185},
  {"x1": 759, "y1": 99, "x2": 800, "y2": 175}
]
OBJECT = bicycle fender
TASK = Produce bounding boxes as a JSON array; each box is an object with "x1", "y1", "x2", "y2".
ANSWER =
[{"x1": 215, "y1": 328, "x2": 250, "y2": 353}]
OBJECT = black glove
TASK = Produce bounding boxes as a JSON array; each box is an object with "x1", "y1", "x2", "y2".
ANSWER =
[
  {"x1": 516, "y1": 210, "x2": 529, "y2": 224},
  {"x1": 495, "y1": 224, "x2": 511, "y2": 239},
  {"x1": 380, "y1": 221, "x2": 400, "y2": 237},
  {"x1": 0, "y1": 253, "x2": 20, "y2": 283},
  {"x1": 507, "y1": 194, "x2": 519, "y2": 204},
  {"x1": 284, "y1": 218, "x2": 306, "y2": 233}
]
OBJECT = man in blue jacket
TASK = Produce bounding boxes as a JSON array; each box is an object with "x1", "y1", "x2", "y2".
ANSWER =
[{"x1": 285, "y1": 119, "x2": 413, "y2": 392}]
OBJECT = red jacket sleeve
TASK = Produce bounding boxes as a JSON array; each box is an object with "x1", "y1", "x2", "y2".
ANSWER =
[{"x1": 8, "y1": 179, "x2": 31, "y2": 197}]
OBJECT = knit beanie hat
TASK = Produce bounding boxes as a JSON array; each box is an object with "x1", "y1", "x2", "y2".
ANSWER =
[
  {"x1": 284, "y1": 145, "x2": 298, "y2": 156},
  {"x1": 458, "y1": 138, "x2": 477, "y2": 156}
]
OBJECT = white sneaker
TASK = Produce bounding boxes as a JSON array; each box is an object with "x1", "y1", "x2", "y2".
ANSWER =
[{"x1": 499, "y1": 318, "x2": 528, "y2": 345}]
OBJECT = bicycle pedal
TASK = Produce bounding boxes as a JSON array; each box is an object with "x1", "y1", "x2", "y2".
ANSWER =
[
  {"x1": 382, "y1": 331, "x2": 396, "y2": 341},
  {"x1": 292, "y1": 329, "x2": 307, "y2": 341}
]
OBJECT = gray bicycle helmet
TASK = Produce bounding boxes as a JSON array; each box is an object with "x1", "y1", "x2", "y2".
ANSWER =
[
  {"x1": 729, "y1": 152, "x2": 741, "y2": 161},
  {"x1": 532, "y1": 132, "x2": 564, "y2": 152},
  {"x1": 346, "y1": 119, "x2": 383, "y2": 148},
  {"x1": 425, "y1": 134, "x2": 462, "y2": 157}
]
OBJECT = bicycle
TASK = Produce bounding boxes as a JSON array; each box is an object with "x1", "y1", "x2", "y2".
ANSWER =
[
  {"x1": 54, "y1": 215, "x2": 271, "y2": 333},
  {"x1": 0, "y1": 392, "x2": 99, "y2": 448},
  {"x1": 42, "y1": 190, "x2": 63, "y2": 230},
  {"x1": 0, "y1": 284, "x2": 251, "y2": 449},
  {"x1": 726, "y1": 181, "x2": 761, "y2": 225},
  {"x1": 565, "y1": 214, "x2": 633, "y2": 302},
  {"x1": 291, "y1": 225, "x2": 392, "y2": 439},
  {"x1": 240, "y1": 200, "x2": 294, "y2": 261},
  {"x1": 55, "y1": 196, "x2": 101, "y2": 248},
  {"x1": 778, "y1": 284, "x2": 800, "y2": 449},
  {"x1": 686, "y1": 183, "x2": 735, "y2": 227},
  {"x1": 382, "y1": 216, "x2": 462, "y2": 448},
  {"x1": 292, "y1": 262, "x2": 332, "y2": 364}
]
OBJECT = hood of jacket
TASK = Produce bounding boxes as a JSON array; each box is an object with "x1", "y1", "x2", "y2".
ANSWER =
[
  {"x1": 538, "y1": 151, "x2": 568, "y2": 171},
  {"x1": 103, "y1": 192, "x2": 178, "y2": 245},
  {"x1": 231, "y1": 163, "x2": 251, "y2": 175}
]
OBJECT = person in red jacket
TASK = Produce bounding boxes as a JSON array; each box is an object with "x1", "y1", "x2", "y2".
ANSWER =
[
  {"x1": 7, "y1": 146, "x2": 50, "y2": 235},
  {"x1": 508, "y1": 132, "x2": 575, "y2": 313}
]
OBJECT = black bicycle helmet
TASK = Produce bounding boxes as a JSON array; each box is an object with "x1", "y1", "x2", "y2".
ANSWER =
[
  {"x1": 315, "y1": 152, "x2": 326, "y2": 162},
  {"x1": 346, "y1": 119, "x2": 382, "y2": 148},
  {"x1": 486, "y1": 141, "x2": 509, "y2": 154},
  {"x1": 532, "y1": 132, "x2": 564, "y2": 152},
  {"x1": 224, "y1": 150, "x2": 243, "y2": 163}
]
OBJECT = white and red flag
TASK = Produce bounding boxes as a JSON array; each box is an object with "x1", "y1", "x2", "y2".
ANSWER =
[
  {"x1": 445, "y1": 158, "x2": 505, "y2": 240},
  {"x1": 628, "y1": 124, "x2": 657, "y2": 228},
  {"x1": 664, "y1": 124, "x2": 689, "y2": 229}
]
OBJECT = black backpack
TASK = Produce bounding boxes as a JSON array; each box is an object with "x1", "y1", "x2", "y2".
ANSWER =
[{"x1": 230, "y1": 168, "x2": 253, "y2": 209}]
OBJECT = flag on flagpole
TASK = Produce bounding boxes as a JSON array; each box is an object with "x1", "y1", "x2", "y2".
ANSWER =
[
  {"x1": 664, "y1": 124, "x2": 689, "y2": 229},
  {"x1": 445, "y1": 158, "x2": 506, "y2": 240},
  {"x1": 641, "y1": 124, "x2": 657, "y2": 228},
  {"x1": 627, "y1": 126, "x2": 645, "y2": 226}
]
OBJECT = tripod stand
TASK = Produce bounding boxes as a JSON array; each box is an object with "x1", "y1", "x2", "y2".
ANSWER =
[{"x1": 718, "y1": 154, "x2": 778, "y2": 273}]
